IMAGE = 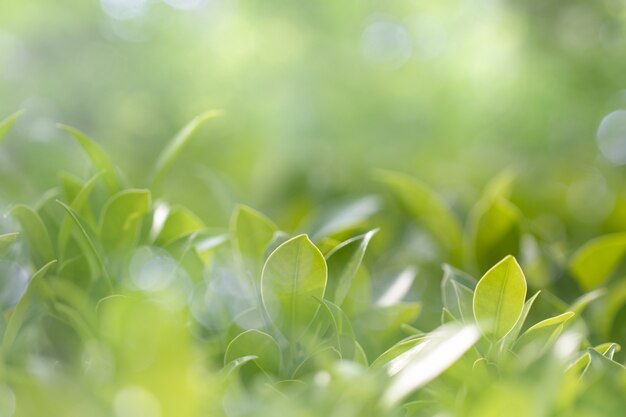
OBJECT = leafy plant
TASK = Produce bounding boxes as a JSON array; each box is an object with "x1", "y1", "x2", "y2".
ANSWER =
[{"x1": 0, "y1": 112, "x2": 625, "y2": 417}]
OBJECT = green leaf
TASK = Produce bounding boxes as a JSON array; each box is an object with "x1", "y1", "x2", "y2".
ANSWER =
[
  {"x1": 326, "y1": 229, "x2": 377, "y2": 305},
  {"x1": 9, "y1": 204, "x2": 55, "y2": 267},
  {"x1": 377, "y1": 171, "x2": 462, "y2": 261},
  {"x1": 224, "y1": 329, "x2": 281, "y2": 374},
  {"x1": 58, "y1": 124, "x2": 119, "y2": 194},
  {"x1": 441, "y1": 264, "x2": 476, "y2": 322},
  {"x1": 99, "y1": 189, "x2": 151, "y2": 252},
  {"x1": 261, "y1": 234, "x2": 327, "y2": 342},
  {"x1": 371, "y1": 335, "x2": 425, "y2": 369},
  {"x1": 2, "y1": 260, "x2": 57, "y2": 353},
  {"x1": 467, "y1": 198, "x2": 522, "y2": 274},
  {"x1": 570, "y1": 233, "x2": 626, "y2": 291},
  {"x1": 58, "y1": 172, "x2": 103, "y2": 259},
  {"x1": 0, "y1": 110, "x2": 23, "y2": 144},
  {"x1": 500, "y1": 290, "x2": 541, "y2": 351},
  {"x1": 381, "y1": 324, "x2": 480, "y2": 408},
  {"x1": 151, "y1": 110, "x2": 222, "y2": 190},
  {"x1": 231, "y1": 205, "x2": 278, "y2": 279},
  {"x1": 473, "y1": 255, "x2": 527, "y2": 340},
  {"x1": 0, "y1": 232, "x2": 19, "y2": 255},
  {"x1": 525, "y1": 312, "x2": 575, "y2": 334},
  {"x1": 154, "y1": 206, "x2": 205, "y2": 247},
  {"x1": 56, "y1": 200, "x2": 109, "y2": 287}
]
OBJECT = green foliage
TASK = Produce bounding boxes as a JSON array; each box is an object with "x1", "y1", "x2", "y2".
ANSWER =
[{"x1": 0, "y1": 115, "x2": 625, "y2": 417}]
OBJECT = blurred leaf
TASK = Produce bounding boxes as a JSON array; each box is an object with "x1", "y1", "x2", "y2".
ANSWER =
[
  {"x1": 441, "y1": 264, "x2": 475, "y2": 322},
  {"x1": 58, "y1": 124, "x2": 120, "y2": 194},
  {"x1": 500, "y1": 290, "x2": 541, "y2": 351},
  {"x1": 151, "y1": 110, "x2": 222, "y2": 191},
  {"x1": 0, "y1": 232, "x2": 19, "y2": 255},
  {"x1": 377, "y1": 171, "x2": 462, "y2": 262},
  {"x1": 0, "y1": 110, "x2": 23, "y2": 144},
  {"x1": 224, "y1": 329, "x2": 281, "y2": 374},
  {"x1": 525, "y1": 312, "x2": 575, "y2": 334},
  {"x1": 2, "y1": 259, "x2": 57, "y2": 353},
  {"x1": 312, "y1": 196, "x2": 381, "y2": 239},
  {"x1": 473, "y1": 255, "x2": 527, "y2": 340},
  {"x1": 56, "y1": 200, "x2": 109, "y2": 287},
  {"x1": 326, "y1": 229, "x2": 377, "y2": 305},
  {"x1": 9, "y1": 204, "x2": 55, "y2": 267},
  {"x1": 570, "y1": 233, "x2": 626, "y2": 291},
  {"x1": 99, "y1": 189, "x2": 151, "y2": 252},
  {"x1": 371, "y1": 335, "x2": 425, "y2": 369},
  {"x1": 58, "y1": 172, "x2": 102, "y2": 259},
  {"x1": 467, "y1": 197, "x2": 522, "y2": 273},
  {"x1": 231, "y1": 205, "x2": 278, "y2": 279},
  {"x1": 377, "y1": 266, "x2": 417, "y2": 308},
  {"x1": 154, "y1": 206, "x2": 204, "y2": 246},
  {"x1": 261, "y1": 234, "x2": 327, "y2": 342},
  {"x1": 381, "y1": 324, "x2": 480, "y2": 408}
]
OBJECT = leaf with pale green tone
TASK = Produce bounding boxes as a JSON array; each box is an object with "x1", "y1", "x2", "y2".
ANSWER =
[
  {"x1": 99, "y1": 189, "x2": 151, "y2": 252},
  {"x1": 371, "y1": 335, "x2": 425, "y2": 369},
  {"x1": 292, "y1": 345, "x2": 341, "y2": 378},
  {"x1": 315, "y1": 298, "x2": 358, "y2": 360},
  {"x1": 58, "y1": 124, "x2": 119, "y2": 194},
  {"x1": 355, "y1": 302, "x2": 422, "y2": 353},
  {"x1": 261, "y1": 234, "x2": 327, "y2": 342},
  {"x1": 525, "y1": 312, "x2": 575, "y2": 333},
  {"x1": 473, "y1": 255, "x2": 527, "y2": 340},
  {"x1": 466, "y1": 198, "x2": 522, "y2": 274},
  {"x1": 0, "y1": 110, "x2": 23, "y2": 144},
  {"x1": 56, "y1": 200, "x2": 109, "y2": 287},
  {"x1": 570, "y1": 233, "x2": 626, "y2": 291},
  {"x1": 381, "y1": 324, "x2": 480, "y2": 408},
  {"x1": 569, "y1": 288, "x2": 606, "y2": 316},
  {"x1": 224, "y1": 329, "x2": 281, "y2": 374},
  {"x1": 58, "y1": 172, "x2": 103, "y2": 259},
  {"x1": 231, "y1": 205, "x2": 278, "y2": 279},
  {"x1": 154, "y1": 206, "x2": 205, "y2": 246},
  {"x1": 2, "y1": 260, "x2": 57, "y2": 353},
  {"x1": 377, "y1": 171, "x2": 462, "y2": 262},
  {"x1": 151, "y1": 110, "x2": 222, "y2": 190},
  {"x1": 325, "y1": 229, "x2": 377, "y2": 306},
  {"x1": 9, "y1": 204, "x2": 55, "y2": 267},
  {"x1": 441, "y1": 264, "x2": 475, "y2": 322},
  {"x1": 0, "y1": 232, "x2": 19, "y2": 255},
  {"x1": 58, "y1": 172, "x2": 84, "y2": 203},
  {"x1": 500, "y1": 290, "x2": 541, "y2": 351},
  {"x1": 311, "y1": 196, "x2": 381, "y2": 239}
]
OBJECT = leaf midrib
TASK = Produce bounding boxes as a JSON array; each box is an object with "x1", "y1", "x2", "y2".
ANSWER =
[{"x1": 493, "y1": 260, "x2": 511, "y2": 336}]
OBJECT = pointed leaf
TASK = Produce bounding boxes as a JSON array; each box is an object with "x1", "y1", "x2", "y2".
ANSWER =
[
  {"x1": 9, "y1": 204, "x2": 54, "y2": 266},
  {"x1": 2, "y1": 260, "x2": 57, "y2": 352},
  {"x1": 377, "y1": 171, "x2": 462, "y2": 261},
  {"x1": 99, "y1": 189, "x2": 151, "y2": 251},
  {"x1": 261, "y1": 235, "x2": 327, "y2": 342},
  {"x1": 473, "y1": 255, "x2": 527, "y2": 340},
  {"x1": 154, "y1": 206, "x2": 204, "y2": 246},
  {"x1": 570, "y1": 233, "x2": 626, "y2": 291},
  {"x1": 0, "y1": 232, "x2": 19, "y2": 255},
  {"x1": 0, "y1": 110, "x2": 23, "y2": 144},
  {"x1": 231, "y1": 205, "x2": 277, "y2": 279},
  {"x1": 151, "y1": 110, "x2": 222, "y2": 190},
  {"x1": 58, "y1": 124, "x2": 119, "y2": 194},
  {"x1": 326, "y1": 229, "x2": 377, "y2": 305},
  {"x1": 224, "y1": 329, "x2": 281, "y2": 374}
]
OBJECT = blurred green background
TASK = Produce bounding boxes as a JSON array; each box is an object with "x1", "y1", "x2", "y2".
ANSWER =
[{"x1": 2, "y1": 0, "x2": 626, "y2": 234}]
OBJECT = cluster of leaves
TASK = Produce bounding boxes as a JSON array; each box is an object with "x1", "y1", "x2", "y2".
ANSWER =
[{"x1": 0, "y1": 111, "x2": 626, "y2": 417}]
